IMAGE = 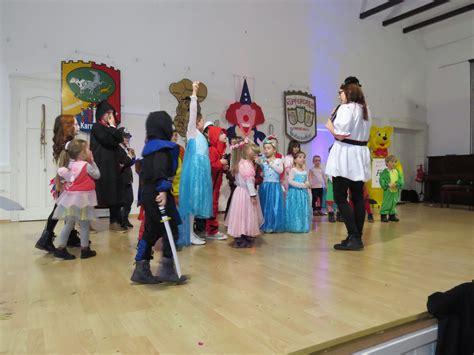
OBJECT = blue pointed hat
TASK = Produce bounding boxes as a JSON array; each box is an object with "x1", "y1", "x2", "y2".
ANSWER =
[{"x1": 239, "y1": 79, "x2": 252, "y2": 105}]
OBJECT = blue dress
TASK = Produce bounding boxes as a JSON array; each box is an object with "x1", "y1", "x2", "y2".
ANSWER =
[
  {"x1": 285, "y1": 170, "x2": 312, "y2": 233},
  {"x1": 258, "y1": 158, "x2": 285, "y2": 233},
  {"x1": 177, "y1": 132, "x2": 213, "y2": 246}
]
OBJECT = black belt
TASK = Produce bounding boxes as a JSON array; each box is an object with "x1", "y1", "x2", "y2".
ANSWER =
[{"x1": 341, "y1": 139, "x2": 368, "y2": 146}]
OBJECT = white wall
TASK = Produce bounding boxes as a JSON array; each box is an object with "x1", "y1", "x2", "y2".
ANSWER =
[
  {"x1": 0, "y1": 0, "x2": 428, "y2": 163},
  {"x1": 0, "y1": 0, "x2": 9, "y2": 167},
  {"x1": 424, "y1": 11, "x2": 474, "y2": 156}
]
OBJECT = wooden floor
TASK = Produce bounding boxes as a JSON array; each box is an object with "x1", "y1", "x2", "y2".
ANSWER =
[{"x1": 0, "y1": 203, "x2": 473, "y2": 354}]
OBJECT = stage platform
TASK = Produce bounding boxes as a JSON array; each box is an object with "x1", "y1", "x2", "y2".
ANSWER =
[{"x1": 0, "y1": 203, "x2": 472, "y2": 354}]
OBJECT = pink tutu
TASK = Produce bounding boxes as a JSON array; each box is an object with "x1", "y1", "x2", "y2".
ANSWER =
[
  {"x1": 54, "y1": 190, "x2": 97, "y2": 221},
  {"x1": 225, "y1": 186, "x2": 263, "y2": 238}
]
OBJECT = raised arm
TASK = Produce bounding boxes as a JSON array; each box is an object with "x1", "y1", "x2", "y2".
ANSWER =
[{"x1": 186, "y1": 81, "x2": 200, "y2": 139}]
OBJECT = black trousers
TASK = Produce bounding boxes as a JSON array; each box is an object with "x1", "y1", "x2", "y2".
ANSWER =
[
  {"x1": 109, "y1": 205, "x2": 122, "y2": 224},
  {"x1": 333, "y1": 176, "x2": 365, "y2": 237},
  {"x1": 45, "y1": 204, "x2": 59, "y2": 232},
  {"x1": 120, "y1": 184, "x2": 134, "y2": 223},
  {"x1": 311, "y1": 188, "x2": 323, "y2": 210},
  {"x1": 141, "y1": 191, "x2": 178, "y2": 260}
]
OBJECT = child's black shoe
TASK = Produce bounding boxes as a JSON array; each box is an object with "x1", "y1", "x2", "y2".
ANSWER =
[
  {"x1": 381, "y1": 214, "x2": 388, "y2": 223},
  {"x1": 54, "y1": 247, "x2": 76, "y2": 260},
  {"x1": 328, "y1": 212, "x2": 336, "y2": 223},
  {"x1": 389, "y1": 214, "x2": 399, "y2": 222},
  {"x1": 80, "y1": 247, "x2": 97, "y2": 259}
]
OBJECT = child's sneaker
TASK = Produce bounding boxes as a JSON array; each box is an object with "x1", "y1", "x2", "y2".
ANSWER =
[
  {"x1": 368, "y1": 213, "x2": 374, "y2": 223},
  {"x1": 205, "y1": 232, "x2": 228, "y2": 240},
  {"x1": 191, "y1": 233, "x2": 206, "y2": 245},
  {"x1": 54, "y1": 247, "x2": 76, "y2": 260},
  {"x1": 381, "y1": 214, "x2": 388, "y2": 223},
  {"x1": 80, "y1": 247, "x2": 97, "y2": 259}
]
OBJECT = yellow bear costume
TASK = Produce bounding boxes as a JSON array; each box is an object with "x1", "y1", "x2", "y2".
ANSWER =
[{"x1": 367, "y1": 126, "x2": 404, "y2": 207}]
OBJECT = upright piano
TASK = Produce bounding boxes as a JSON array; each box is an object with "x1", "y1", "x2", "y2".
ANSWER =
[{"x1": 425, "y1": 154, "x2": 474, "y2": 204}]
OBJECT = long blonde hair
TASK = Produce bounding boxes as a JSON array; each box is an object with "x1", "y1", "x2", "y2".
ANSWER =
[
  {"x1": 230, "y1": 138, "x2": 260, "y2": 175},
  {"x1": 55, "y1": 139, "x2": 88, "y2": 192}
]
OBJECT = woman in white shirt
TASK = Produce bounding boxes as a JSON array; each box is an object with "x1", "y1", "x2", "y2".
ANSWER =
[{"x1": 325, "y1": 83, "x2": 371, "y2": 251}]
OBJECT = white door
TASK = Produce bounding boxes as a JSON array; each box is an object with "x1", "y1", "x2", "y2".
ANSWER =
[{"x1": 10, "y1": 77, "x2": 60, "y2": 221}]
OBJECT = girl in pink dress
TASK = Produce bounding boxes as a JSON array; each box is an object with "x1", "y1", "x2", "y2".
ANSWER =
[
  {"x1": 53, "y1": 139, "x2": 100, "y2": 260},
  {"x1": 225, "y1": 138, "x2": 263, "y2": 248}
]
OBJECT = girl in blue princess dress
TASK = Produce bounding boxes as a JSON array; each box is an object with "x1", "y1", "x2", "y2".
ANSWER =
[
  {"x1": 257, "y1": 136, "x2": 285, "y2": 233},
  {"x1": 285, "y1": 151, "x2": 312, "y2": 233},
  {"x1": 178, "y1": 81, "x2": 213, "y2": 246}
]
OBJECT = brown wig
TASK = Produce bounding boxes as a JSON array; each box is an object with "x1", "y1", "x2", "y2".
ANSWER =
[
  {"x1": 342, "y1": 83, "x2": 369, "y2": 120},
  {"x1": 52, "y1": 115, "x2": 76, "y2": 163},
  {"x1": 286, "y1": 140, "x2": 301, "y2": 156}
]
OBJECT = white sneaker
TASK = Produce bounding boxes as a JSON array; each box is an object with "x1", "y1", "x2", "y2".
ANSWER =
[
  {"x1": 191, "y1": 233, "x2": 206, "y2": 245},
  {"x1": 205, "y1": 232, "x2": 228, "y2": 240}
]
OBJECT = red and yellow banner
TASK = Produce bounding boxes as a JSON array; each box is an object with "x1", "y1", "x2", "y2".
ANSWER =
[{"x1": 61, "y1": 60, "x2": 121, "y2": 132}]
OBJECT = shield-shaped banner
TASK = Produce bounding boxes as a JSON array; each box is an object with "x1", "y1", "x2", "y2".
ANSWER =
[
  {"x1": 61, "y1": 60, "x2": 121, "y2": 133},
  {"x1": 284, "y1": 90, "x2": 317, "y2": 143}
]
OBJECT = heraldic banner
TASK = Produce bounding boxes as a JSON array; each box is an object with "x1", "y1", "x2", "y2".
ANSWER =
[
  {"x1": 61, "y1": 61, "x2": 121, "y2": 133},
  {"x1": 284, "y1": 90, "x2": 317, "y2": 143}
]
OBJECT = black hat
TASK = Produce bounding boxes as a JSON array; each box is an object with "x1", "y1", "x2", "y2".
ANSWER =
[
  {"x1": 146, "y1": 111, "x2": 173, "y2": 141},
  {"x1": 95, "y1": 100, "x2": 115, "y2": 122},
  {"x1": 118, "y1": 127, "x2": 132, "y2": 138},
  {"x1": 344, "y1": 76, "x2": 361, "y2": 87}
]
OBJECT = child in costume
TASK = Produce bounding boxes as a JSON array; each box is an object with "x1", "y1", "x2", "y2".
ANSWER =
[
  {"x1": 225, "y1": 138, "x2": 263, "y2": 248},
  {"x1": 117, "y1": 127, "x2": 136, "y2": 229},
  {"x1": 53, "y1": 139, "x2": 99, "y2": 260},
  {"x1": 380, "y1": 155, "x2": 404, "y2": 222},
  {"x1": 35, "y1": 115, "x2": 82, "y2": 253},
  {"x1": 205, "y1": 125, "x2": 229, "y2": 240},
  {"x1": 309, "y1": 155, "x2": 326, "y2": 215},
  {"x1": 285, "y1": 152, "x2": 312, "y2": 233},
  {"x1": 131, "y1": 111, "x2": 186, "y2": 284},
  {"x1": 178, "y1": 81, "x2": 213, "y2": 246},
  {"x1": 283, "y1": 140, "x2": 301, "y2": 192},
  {"x1": 258, "y1": 136, "x2": 285, "y2": 233}
]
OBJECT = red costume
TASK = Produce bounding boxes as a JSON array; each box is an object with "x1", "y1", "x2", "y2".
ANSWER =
[{"x1": 206, "y1": 126, "x2": 227, "y2": 235}]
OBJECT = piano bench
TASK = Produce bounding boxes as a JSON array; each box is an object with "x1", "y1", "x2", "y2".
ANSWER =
[{"x1": 440, "y1": 184, "x2": 474, "y2": 210}]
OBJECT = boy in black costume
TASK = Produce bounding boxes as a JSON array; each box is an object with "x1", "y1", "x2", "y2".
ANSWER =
[{"x1": 130, "y1": 111, "x2": 186, "y2": 284}]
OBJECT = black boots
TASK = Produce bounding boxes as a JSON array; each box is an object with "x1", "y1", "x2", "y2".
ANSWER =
[
  {"x1": 232, "y1": 235, "x2": 254, "y2": 248},
  {"x1": 131, "y1": 260, "x2": 163, "y2": 284},
  {"x1": 35, "y1": 230, "x2": 56, "y2": 253},
  {"x1": 381, "y1": 214, "x2": 388, "y2": 223},
  {"x1": 54, "y1": 247, "x2": 76, "y2": 260},
  {"x1": 67, "y1": 229, "x2": 81, "y2": 247},
  {"x1": 122, "y1": 219, "x2": 134, "y2": 229},
  {"x1": 389, "y1": 214, "x2": 400, "y2": 222},
  {"x1": 81, "y1": 247, "x2": 97, "y2": 259},
  {"x1": 336, "y1": 211, "x2": 344, "y2": 222},
  {"x1": 328, "y1": 212, "x2": 336, "y2": 223},
  {"x1": 157, "y1": 257, "x2": 187, "y2": 284},
  {"x1": 334, "y1": 235, "x2": 364, "y2": 251}
]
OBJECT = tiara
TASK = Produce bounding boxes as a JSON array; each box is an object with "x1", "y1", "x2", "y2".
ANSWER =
[
  {"x1": 230, "y1": 137, "x2": 249, "y2": 150},
  {"x1": 64, "y1": 140, "x2": 72, "y2": 151}
]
